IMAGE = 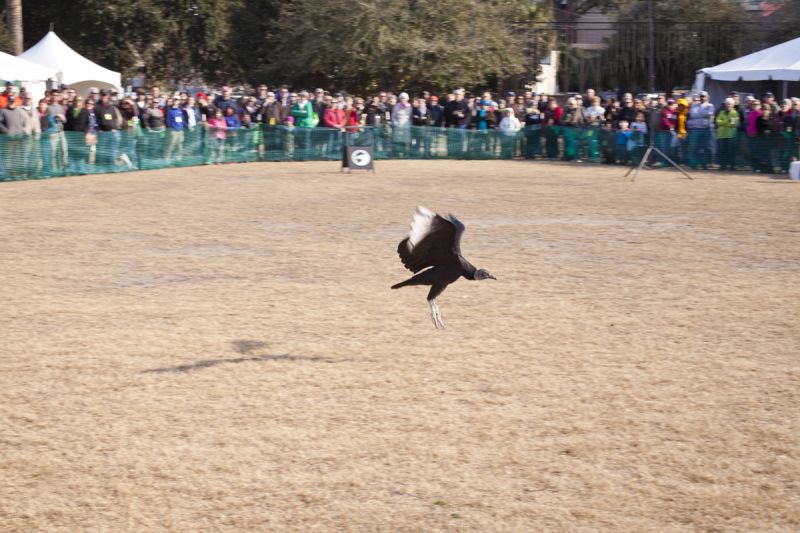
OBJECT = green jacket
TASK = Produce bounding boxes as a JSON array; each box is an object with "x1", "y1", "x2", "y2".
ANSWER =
[
  {"x1": 715, "y1": 109, "x2": 739, "y2": 139},
  {"x1": 291, "y1": 100, "x2": 315, "y2": 128}
]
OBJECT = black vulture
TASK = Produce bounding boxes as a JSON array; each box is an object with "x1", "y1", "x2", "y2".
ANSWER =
[{"x1": 392, "y1": 206, "x2": 496, "y2": 328}]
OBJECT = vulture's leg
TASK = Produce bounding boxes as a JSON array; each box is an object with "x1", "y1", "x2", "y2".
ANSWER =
[
  {"x1": 427, "y1": 283, "x2": 447, "y2": 329},
  {"x1": 428, "y1": 299, "x2": 445, "y2": 329}
]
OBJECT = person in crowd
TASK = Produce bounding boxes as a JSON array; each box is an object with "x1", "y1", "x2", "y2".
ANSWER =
[
  {"x1": 687, "y1": 91, "x2": 715, "y2": 170},
  {"x1": 223, "y1": 104, "x2": 241, "y2": 154},
  {"x1": 615, "y1": 120, "x2": 632, "y2": 164},
  {"x1": 0, "y1": 82, "x2": 14, "y2": 109},
  {"x1": 343, "y1": 96, "x2": 364, "y2": 136},
  {"x1": 618, "y1": 95, "x2": 636, "y2": 127},
  {"x1": 117, "y1": 96, "x2": 140, "y2": 170},
  {"x1": 194, "y1": 92, "x2": 211, "y2": 122},
  {"x1": 715, "y1": 97, "x2": 740, "y2": 171},
  {"x1": 0, "y1": 95, "x2": 31, "y2": 176},
  {"x1": 149, "y1": 85, "x2": 165, "y2": 109},
  {"x1": 21, "y1": 94, "x2": 40, "y2": 138},
  {"x1": 470, "y1": 99, "x2": 496, "y2": 153},
  {"x1": 629, "y1": 112, "x2": 648, "y2": 165},
  {"x1": 207, "y1": 106, "x2": 228, "y2": 163},
  {"x1": 745, "y1": 98, "x2": 763, "y2": 171},
  {"x1": 410, "y1": 96, "x2": 430, "y2": 156},
  {"x1": 291, "y1": 90, "x2": 315, "y2": 153},
  {"x1": 165, "y1": 96, "x2": 186, "y2": 162},
  {"x1": 46, "y1": 89, "x2": 69, "y2": 173},
  {"x1": 142, "y1": 97, "x2": 166, "y2": 131},
  {"x1": 182, "y1": 96, "x2": 200, "y2": 130},
  {"x1": 64, "y1": 95, "x2": 84, "y2": 132},
  {"x1": 134, "y1": 89, "x2": 148, "y2": 115},
  {"x1": 98, "y1": 90, "x2": 133, "y2": 169},
  {"x1": 778, "y1": 98, "x2": 799, "y2": 172},
  {"x1": 585, "y1": 96, "x2": 605, "y2": 126},
  {"x1": 762, "y1": 91, "x2": 779, "y2": 116},
  {"x1": 263, "y1": 91, "x2": 288, "y2": 126},
  {"x1": 141, "y1": 98, "x2": 165, "y2": 163},
  {"x1": 657, "y1": 98, "x2": 678, "y2": 166},
  {"x1": 323, "y1": 94, "x2": 346, "y2": 157},
  {"x1": 583, "y1": 88, "x2": 596, "y2": 109},
  {"x1": 584, "y1": 96, "x2": 605, "y2": 160},
  {"x1": 214, "y1": 86, "x2": 237, "y2": 113},
  {"x1": 365, "y1": 95, "x2": 382, "y2": 127},
  {"x1": 312, "y1": 88, "x2": 327, "y2": 123},
  {"x1": 544, "y1": 98, "x2": 562, "y2": 160},
  {"x1": 428, "y1": 95, "x2": 443, "y2": 128},
  {"x1": 498, "y1": 107, "x2": 521, "y2": 159},
  {"x1": 605, "y1": 98, "x2": 621, "y2": 127},
  {"x1": 511, "y1": 94, "x2": 526, "y2": 120},
  {"x1": 522, "y1": 100, "x2": 544, "y2": 159},
  {"x1": 73, "y1": 98, "x2": 99, "y2": 166},
  {"x1": 20, "y1": 92, "x2": 42, "y2": 174},
  {"x1": 391, "y1": 92, "x2": 413, "y2": 157},
  {"x1": 538, "y1": 93, "x2": 549, "y2": 113},
  {"x1": 754, "y1": 103, "x2": 775, "y2": 173},
  {"x1": 242, "y1": 96, "x2": 260, "y2": 123},
  {"x1": 444, "y1": 89, "x2": 469, "y2": 129},
  {"x1": 560, "y1": 97, "x2": 585, "y2": 161},
  {"x1": 255, "y1": 85, "x2": 270, "y2": 107}
]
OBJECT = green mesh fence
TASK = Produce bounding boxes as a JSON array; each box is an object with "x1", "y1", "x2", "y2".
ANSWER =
[{"x1": 1, "y1": 125, "x2": 797, "y2": 181}]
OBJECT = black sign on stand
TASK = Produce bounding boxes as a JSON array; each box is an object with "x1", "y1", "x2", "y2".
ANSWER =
[{"x1": 341, "y1": 131, "x2": 375, "y2": 172}]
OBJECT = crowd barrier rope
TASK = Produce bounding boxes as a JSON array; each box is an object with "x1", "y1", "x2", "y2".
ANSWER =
[{"x1": 1, "y1": 124, "x2": 797, "y2": 181}]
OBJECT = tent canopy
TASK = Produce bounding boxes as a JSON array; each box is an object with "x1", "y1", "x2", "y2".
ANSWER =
[
  {"x1": 694, "y1": 37, "x2": 800, "y2": 103},
  {"x1": 0, "y1": 51, "x2": 59, "y2": 103},
  {"x1": 19, "y1": 31, "x2": 121, "y2": 92},
  {"x1": 0, "y1": 51, "x2": 58, "y2": 83},
  {"x1": 698, "y1": 37, "x2": 800, "y2": 82}
]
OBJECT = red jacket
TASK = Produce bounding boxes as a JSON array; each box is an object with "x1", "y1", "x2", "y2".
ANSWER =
[
  {"x1": 659, "y1": 107, "x2": 677, "y2": 131},
  {"x1": 346, "y1": 107, "x2": 360, "y2": 128},
  {"x1": 323, "y1": 107, "x2": 345, "y2": 129},
  {"x1": 545, "y1": 106, "x2": 562, "y2": 125}
]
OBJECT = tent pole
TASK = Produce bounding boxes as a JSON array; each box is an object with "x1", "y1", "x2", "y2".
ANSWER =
[{"x1": 782, "y1": 81, "x2": 788, "y2": 100}]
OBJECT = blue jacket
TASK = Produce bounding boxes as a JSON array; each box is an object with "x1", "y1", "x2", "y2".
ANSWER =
[
  {"x1": 224, "y1": 114, "x2": 241, "y2": 130},
  {"x1": 166, "y1": 106, "x2": 186, "y2": 130}
]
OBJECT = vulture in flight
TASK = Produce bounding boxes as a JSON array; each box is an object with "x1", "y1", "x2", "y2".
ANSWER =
[{"x1": 392, "y1": 206, "x2": 496, "y2": 328}]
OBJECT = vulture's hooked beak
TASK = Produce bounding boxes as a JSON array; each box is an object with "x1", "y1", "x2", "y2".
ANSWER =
[{"x1": 488, "y1": 274, "x2": 497, "y2": 280}]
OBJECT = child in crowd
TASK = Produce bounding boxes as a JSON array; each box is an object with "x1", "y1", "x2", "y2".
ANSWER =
[
  {"x1": 600, "y1": 120, "x2": 616, "y2": 164},
  {"x1": 615, "y1": 120, "x2": 632, "y2": 164},
  {"x1": 630, "y1": 112, "x2": 649, "y2": 165},
  {"x1": 207, "y1": 107, "x2": 227, "y2": 163}
]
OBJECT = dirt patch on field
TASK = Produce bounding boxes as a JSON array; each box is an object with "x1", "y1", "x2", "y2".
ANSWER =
[{"x1": 1, "y1": 161, "x2": 798, "y2": 531}]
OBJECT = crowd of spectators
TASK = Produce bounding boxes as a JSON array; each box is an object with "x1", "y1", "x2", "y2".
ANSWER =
[{"x1": 0, "y1": 80, "x2": 798, "y2": 176}]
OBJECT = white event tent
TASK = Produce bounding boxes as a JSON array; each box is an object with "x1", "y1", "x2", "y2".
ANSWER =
[
  {"x1": 694, "y1": 37, "x2": 800, "y2": 104},
  {"x1": 20, "y1": 31, "x2": 122, "y2": 96},
  {"x1": 0, "y1": 51, "x2": 58, "y2": 103}
]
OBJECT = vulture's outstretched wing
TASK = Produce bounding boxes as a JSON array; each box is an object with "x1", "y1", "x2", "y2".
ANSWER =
[{"x1": 397, "y1": 206, "x2": 465, "y2": 273}]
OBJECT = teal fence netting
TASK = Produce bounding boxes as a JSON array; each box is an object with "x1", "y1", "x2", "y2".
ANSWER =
[{"x1": 1, "y1": 125, "x2": 798, "y2": 181}]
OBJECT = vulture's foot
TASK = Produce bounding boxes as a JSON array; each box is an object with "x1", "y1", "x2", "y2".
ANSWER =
[{"x1": 428, "y1": 300, "x2": 445, "y2": 329}]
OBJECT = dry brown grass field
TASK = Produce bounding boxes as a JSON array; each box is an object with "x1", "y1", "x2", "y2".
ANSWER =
[{"x1": 1, "y1": 160, "x2": 799, "y2": 532}]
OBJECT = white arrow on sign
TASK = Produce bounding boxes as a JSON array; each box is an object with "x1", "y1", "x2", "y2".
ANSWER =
[{"x1": 350, "y1": 149, "x2": 372, "y2": 166}]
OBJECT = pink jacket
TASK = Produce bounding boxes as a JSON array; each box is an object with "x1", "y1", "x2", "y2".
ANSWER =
[
  {"x1": 746, "y1": 108, "x2": 762, "y2": 137},
  {"x1": 208, "y1": 116, "x2": 228, "y2": 140}
]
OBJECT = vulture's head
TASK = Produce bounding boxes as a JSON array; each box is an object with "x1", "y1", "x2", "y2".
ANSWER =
[{"x1": 474, "y1": 269, "x2": 497, "y2": 281}]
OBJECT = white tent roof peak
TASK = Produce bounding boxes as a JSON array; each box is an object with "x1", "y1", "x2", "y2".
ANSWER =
[
  {"x1": 19, "y1": 31, "x2": 121, "y2": 90},
  {"x1": 699, "y1": 37, "x2": 800, "y2": 82},
  {"x1": 0, "y1": 50, "x2": 58, "y2": 82}
]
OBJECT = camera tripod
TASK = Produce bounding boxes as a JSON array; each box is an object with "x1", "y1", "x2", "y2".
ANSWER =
[{"x1": 625, "y1": 136, "x2": 693, "y2": 181}]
